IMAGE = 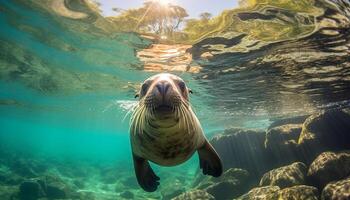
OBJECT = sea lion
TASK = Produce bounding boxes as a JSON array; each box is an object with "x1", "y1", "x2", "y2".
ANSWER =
[{"x1": 130, "y1": 73, "x2": 223, "y2": 192}]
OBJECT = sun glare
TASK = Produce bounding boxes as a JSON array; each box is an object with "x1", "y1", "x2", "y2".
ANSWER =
[{"x1": 153, "y1": 0, "x2": 171, "y2": 6}]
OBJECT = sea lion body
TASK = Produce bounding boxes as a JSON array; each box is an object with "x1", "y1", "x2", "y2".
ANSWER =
[
  {"x1": 129, "y1": 73, "x2": 222, "y2": 192},
  {"x1": 131, "y1": 107, "x2": 205, "y2": 166}
]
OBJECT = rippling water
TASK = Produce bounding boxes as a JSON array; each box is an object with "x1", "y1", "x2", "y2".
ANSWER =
[{"x1": 0, "y1": 0, "x2": 349, "y2": 199}]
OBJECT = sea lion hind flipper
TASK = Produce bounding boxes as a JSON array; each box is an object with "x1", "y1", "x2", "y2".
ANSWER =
[
  {"x1": 132, "y1": 153, "x2": 160, "y2": 192},
  {"x1": 197, "y1": 140, "x2": 223, "y2": 177}
]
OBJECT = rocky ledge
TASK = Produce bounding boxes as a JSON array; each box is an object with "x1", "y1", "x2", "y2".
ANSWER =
[{"x1": 173, "y1": 108, "x2": 350, "y2": 200}]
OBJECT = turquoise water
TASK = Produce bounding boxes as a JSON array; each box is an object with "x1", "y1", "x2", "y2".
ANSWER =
[{"x1": 1, "y1": 0, "x2": 350, "y2": 199}]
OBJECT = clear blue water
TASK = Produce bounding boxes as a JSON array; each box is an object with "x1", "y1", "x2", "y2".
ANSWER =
[{"x1": 1, "y1": 0, "x2": 350, "y2": 199}]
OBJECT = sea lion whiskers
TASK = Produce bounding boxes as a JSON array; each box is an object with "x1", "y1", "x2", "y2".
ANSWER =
[
  {"x1": 179, "y1": 104, "x2": 191, "y2": 134},
  {"x1": 123, "y1": 101, "x2": 139, "y2": 123},
  {"x1": 131, "y1": 103, "x2": 147, "y2": 134}
]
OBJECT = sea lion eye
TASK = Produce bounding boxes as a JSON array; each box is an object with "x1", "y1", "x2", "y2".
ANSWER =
[
  {"x1": 141, "y1": 83, "x2": 149, "y2": 95},
  {"x1": 178, "y1": 81, "x2": 186, "y2": 91}
]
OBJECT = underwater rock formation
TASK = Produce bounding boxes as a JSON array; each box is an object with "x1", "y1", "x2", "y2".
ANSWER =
[
  {"x1": 321, "y1": 177, "x2": 350, "y2": 200},
  {"x1": 235, "y1": 186, "x2": 281, "y2": 200},
  {"x1": 193, "y1": 168, "x2": 253, "y2": 199},
  {"x1": 259, "y1": 162, "x2": 307, "y2": 189},
  {"x1": 298, "y1": 110, "x2": 350, "y2": 154},
  {"x1": 278, "y1": 185, "x2": 319, "y2": 200},
  {"x1": 307, "y1": 151, "x2": 350, "y2": 189},
  {"x1": 264, "y1": 124, "x2": 302, "y2": 165},
  {"x1": 161, "y1": 179, "x2": 186, "y2": 200},
  {"x1": 210, "y1": 128, "x2": 269, "y2": 177},
  {"x1": 236, "y1": 185, "x2": 319, "y2": 200},
  {"x1": 19, "y1": 179, "x2": 46, "y2": 199},
  {"x1": 180, "y1": 108, "x2": 350, "y2": 200},
  {"x1": 172, "y1": 189, "x2": 215, "y2": 200}
]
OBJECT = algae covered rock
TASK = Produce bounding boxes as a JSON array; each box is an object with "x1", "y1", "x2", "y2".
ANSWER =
[
  {"x1": 0, "y1": 166, "x2": 24, "y2": 185},
  {"x1": 265, "y1": 124, "x2": 302, "y2": 164},
  {"x1": 298, "y1": 109, "x2": 350, "y2": 157},
  {"x1": 236, "y1": 185, "x2": 319, "y2": 200},
  {"x1": 307, "y1": 151, "x2": 350, "y2": 188},
  {"x1": 0, "y1": 185, "x2": 18, "y2": 200},
  {"x1": 235, "y1": 186, "x2": 280, "y2": 200},
  {"x1": 17, "y1": 175, "x2": 75, "y2": 200},
  {"x1": 278, "y1": 185, "x2": 319, "y2": 200},
  {"x1": 19, "y1": 179, "x2": 46, "y2": 199},
  {"x1": 161, "y1": 179, "x2": 185, "y2": 200},
  {"x1": 210, "y1": 128, "x2": 268, "y2": 176},
  {"x1": 321, "y1": 177, "x2": 350, "y2": 200},
  {"x1": 259, "y1": 162, "x2": 307, "y2": 188},
  {"x1": 120, "y1": 190, "x2": 134, "y2": 199},
  {"x1": 171, "y1": 189, "x2": 215, "y2": 200},
  {"x1": 195, "y1": 168, "x2": 253, "y2": 199},
  {"x1": 265, "y1": 124, "x2": 302, "y2": 147}
]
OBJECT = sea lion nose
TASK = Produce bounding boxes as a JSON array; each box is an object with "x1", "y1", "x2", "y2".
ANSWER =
[{"x1": 156, "y1": 81, "x2": 170, "y2": 96}]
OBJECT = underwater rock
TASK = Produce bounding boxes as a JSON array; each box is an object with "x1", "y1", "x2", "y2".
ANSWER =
[
  {"x1": 44, "y1": 175, "x2": 71, "y2": 199},
  {"x1": 236, "y1": 185, "x2": 319, "y2": 200},
  {"x1": 99, "y1": 169, "x2": 119, "y2": 184},
  {"x1": 76, "y1": 191, "x2": 95, "y2": 200},
  {"x1": 161, "y1": 179, "x2": 185, "y2": 200},
  {"x1": 194, "y1": 168, "x2": 253, "y2": 199},
  {"x1": 210, "y1": 128, "x2": 269, "y2": 177},
  {"x1": 19, "y1": 179, "x2": 46, "y2": 199},
  {"x1": 307, "y1": 151, "x2": 350, "y2": 189},
  {"x1": 9, "y1": 158, "x2": 39, "y2": 178},
  {"x1": 235, "y1": 186, "x2": 280, "y2": 200},
  {"x1": 120, "y1": 176, "x2": 139, "y2": 189},
  {"x1": 72, "y1": 178, "x2": 85, "y2": 189},
  {"x1": 0, "y1": 167, "x2": 24, "y2": 185},
  {"x1": 321, "y1": 177, "x2": 350, "y2": 200},
  {"x1": 259, "y1": 162, "x2": 307, "y2": 189},
  {"x1": 264, "y1": 124, "x2": 302, "y2": 165},
  {"x1": 278, "y1": 185, "x2": 319, "y2": 200},
  {"x1": 267, "y1": 115, "x2": 310, "y2": 130},
  {"x1": 120, "y1": 190, "x2": 134, "y2": 199},
  {"x1": 172, "y1": 189, "x2": 215, "y2": 200},
  {"x1": 0, "y1": 185, "x2": 18, "y2": 200},
  {"x1": 205, "y1": 180, "x2": 242, "y2": 200},
  {"x1": 298, "y1": 109, "x2": 350, "y2": 161}
]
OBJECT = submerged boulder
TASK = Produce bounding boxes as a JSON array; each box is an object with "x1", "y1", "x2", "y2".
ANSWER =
[
  {"x1": 236, "y1": 185, "x2": 319, "y2": 200},
  {"x1": 264, "y1": 124, "x2": 302, "y2": 165},
  {"x1": 321, "y1": 177, "x2": 350, "y2": 200},
  {"x1": 259, "y1": 162, "x2": 307, "y2": 189},
  {"x1": 278, "y1": 185, "x2": 319, "y2": 200},
  {"x1": 210, "y1": 128, "x2": 268, "y2": 177},
  {"x1": 45, "y1": 175, "x2": 72, "y2": 199},
  {"x1": 307, "y1": 151, "x2": 350, "y2": 188},
  {"x1": 235, "y1": 186, "x2": 280, "y2": 200},
  {"x1": 17, "y1": 175, "x2": 75, "y2": 200},
  {"x1": 172, "y1": 189, "x2": 215, "y2": 200},
  {"x1": 298, "y1": 109, "x2": 350, "y2": 161},
  {"x1": 0, "y1": 167, "x2": 24, "y2": 185},
  {"x1": 19, "y1": 179, "x2": 46, "y2": 199},
  {"x1": 120, "y1": 190, "x2": 134, "y2": 199},
  {"x1": 0, "y1": 185, "x2": 18, "y2": 200},
  {"x1": 268, "y1": 115, "x2": 310, "y2": 130},
  {"x1": 194, "y1": 168, "x2": 253, "y2": 200},
  {"x1": 161, "y1": 179, "x2": 185, "y2": 200}
]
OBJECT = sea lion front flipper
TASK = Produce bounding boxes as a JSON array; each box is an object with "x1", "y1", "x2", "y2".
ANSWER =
[
  {"x1": 197, "y1": 140, "x2": 223, "y2": 177},
  {"x1": 132, "y1": 153, "x2": 160, "y2": 192}
]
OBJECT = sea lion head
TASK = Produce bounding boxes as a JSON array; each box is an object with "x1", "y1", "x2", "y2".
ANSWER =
[{"x1": 136, "y1": 73, "x2": 191, "y2": 114}]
